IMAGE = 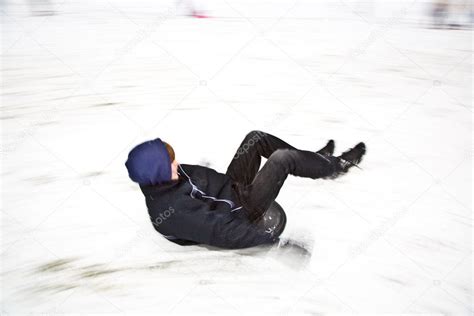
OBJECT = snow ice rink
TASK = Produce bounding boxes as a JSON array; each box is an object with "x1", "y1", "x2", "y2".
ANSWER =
[{"x1": 1, "y1": 0, "x2": 472, "y2": 314}]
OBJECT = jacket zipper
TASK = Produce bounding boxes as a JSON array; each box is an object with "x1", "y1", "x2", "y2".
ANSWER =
[{"x1": 178, "y1": 165, "x2": 242, "y2": 212}]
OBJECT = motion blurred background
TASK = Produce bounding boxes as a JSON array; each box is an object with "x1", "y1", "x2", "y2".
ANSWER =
[{"x1": 1, "y1": 0, "x2": 472, "y2": 315}]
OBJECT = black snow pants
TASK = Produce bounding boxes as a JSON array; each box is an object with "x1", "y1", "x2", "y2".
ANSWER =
[{"x1": 226, "y1": 131, "x2": 337, "y2": 222}]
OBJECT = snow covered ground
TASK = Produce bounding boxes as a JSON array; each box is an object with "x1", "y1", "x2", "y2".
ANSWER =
[{"x1": 1, "y1": 0, "x2": 472, "y2": 314}]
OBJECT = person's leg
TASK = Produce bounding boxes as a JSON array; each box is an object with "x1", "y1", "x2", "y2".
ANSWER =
[
  {"x1": 226, "y1": 130, "x2": 334, "y2": 184},
  {"x1": 225, "y1": 130, "x2": 297, "y2": 185},
  {"x1": 225, "y1": 130, "x2": 355, "y2": 221},
  {"x1": 239, "y1": 143, "x2": 366, "y2": 222},
  {"x1": 238, "y1": 149, "x2": 335, "y2": 221}
]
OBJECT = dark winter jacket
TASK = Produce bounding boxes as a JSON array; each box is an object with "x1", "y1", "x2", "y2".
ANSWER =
[{"x1": 140, "y1": 164, "x2": 278, "y2": 249}]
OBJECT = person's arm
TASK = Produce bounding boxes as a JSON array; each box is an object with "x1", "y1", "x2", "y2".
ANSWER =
[{"x1": 159, "y1": 198, "x2": 278, "y2": 249}]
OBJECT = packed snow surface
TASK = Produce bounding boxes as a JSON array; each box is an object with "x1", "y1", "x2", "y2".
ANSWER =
[{"x1": 1, "y1": 0, "x2": 472, "y2": 314}]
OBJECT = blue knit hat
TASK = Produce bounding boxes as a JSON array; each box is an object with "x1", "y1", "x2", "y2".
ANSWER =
[{"x1": 125, "y1": 138, "x2": 171, "y2": 185}]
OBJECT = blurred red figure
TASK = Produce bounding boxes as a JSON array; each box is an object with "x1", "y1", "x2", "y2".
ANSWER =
[
  {"x1": 192, "y1": 11, "x2": 209, "y2": 18},
  {"x1": 177, "y1": 0, "x2": 209, "y2": 18}
]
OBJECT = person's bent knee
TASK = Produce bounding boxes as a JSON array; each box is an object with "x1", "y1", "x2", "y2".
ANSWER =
[{"x1": 245, "y1": 130, "x2": 266, "y2": 141}]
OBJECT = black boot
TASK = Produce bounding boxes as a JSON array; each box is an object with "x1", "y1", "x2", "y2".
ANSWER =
[
  {"x1": 337, "y1": 142, "x2": 366, "y2": 173},
  {"x1": 316, "y1": 140, "x2": 335, "y2": 156},
  {"x1": 326, "y1": 142, "x2": 366, "y2": 179}
]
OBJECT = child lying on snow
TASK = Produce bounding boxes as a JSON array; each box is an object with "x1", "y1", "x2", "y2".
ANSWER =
[{"x1": 125, "y1": 131, "x2": 366, "y2": 249}]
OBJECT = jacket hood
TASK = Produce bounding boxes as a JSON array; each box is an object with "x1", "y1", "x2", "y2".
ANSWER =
[{"x1": 125, "y1": 138, "x2": 171, "y2": 185}]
